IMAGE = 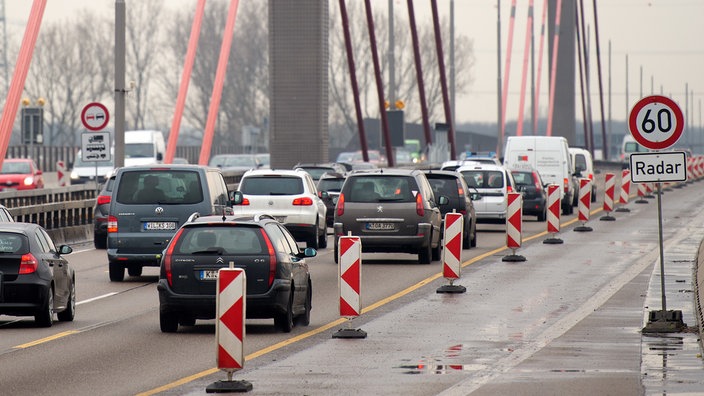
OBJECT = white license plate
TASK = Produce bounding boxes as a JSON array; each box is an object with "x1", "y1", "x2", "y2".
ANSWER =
[
  {"x1": 366, "y1": 222, "x2": 395, "y2": 230},
  {"x1": 199, "y1": 270, "x2": 218, "y2": 280},
  {"x1": 143, "y1": 221, "x2": 177, "y2": 230}
]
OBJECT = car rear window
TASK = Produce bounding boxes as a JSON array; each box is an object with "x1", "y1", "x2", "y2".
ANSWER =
[
  {"x1": 461, "y1": 170, "x2": 505, "y2": 189},
  {"x1": 345, "y1": 176, "x2": 417, "y2": 203},
  {"x1": 511, "y1": 171, "x2": 535, "y2": 186},
  {"x1": 176, "y1": 226, "x2": 263, "y2": 255},
  {"x1": 0, "y1": 233, "x2": 28, "y2": 254},
  {"x1": 116, "y1": 170, "x2": 203, "y2": 204},
  {"x1": 318, "y1": 178, "x2": 345, "y2": 192},
  {"x1": 239, "y1": 176, "x2": 304, "y2": 195},
  {"x1": 426, "y1": 177, "x2": 460, "y2": 201}
]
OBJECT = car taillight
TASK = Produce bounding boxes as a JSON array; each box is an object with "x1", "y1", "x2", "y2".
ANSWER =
[
  {"x1": 564, "y1": 178, "x2": 569, "y2": 193},
  {"x1": 107, "y1": 215, "x2": 118, "y2": 233},
  {"x1": 589, "y1": 174, "x2": 594, "y2": 181},
  {"x1": 19, "y1": 253, "x2": 38, "y2": 274},
  {"x1": 259, "y1": 229, "x2": 276, "y2": 287},
  {"x1": 336, "y1": 193, "x2": 345, "y2": 216},
  {"x1": 533, "y1": 172, "x2": 542, "y2": 190},
  {"x1": 97, "y1": 195, "x2": 111, "y2": 206},
  {"x1": 163, "y1": 228, "x2": 184, "y2": 287},
  {"x1": 416, "y1": 192, "x2": 425, "y2": 216},
  {"x1": 292, "y1": 197, "x2": 313, "y2": 206}
]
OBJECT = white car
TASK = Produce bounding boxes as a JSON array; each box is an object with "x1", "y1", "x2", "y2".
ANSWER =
[
  {"x1": 456, "y1": 163, "x2": 517, "y2": 224},
  {"x1": 569, "y1": 147, "x2": 597, "y2": 203},
  {"x1": 231, "y1": 168, "x2": 328, "y2": 249}
]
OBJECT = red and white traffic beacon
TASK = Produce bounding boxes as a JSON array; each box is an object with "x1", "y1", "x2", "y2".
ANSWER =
[
  {"x1": 599, "y1": 172, "x2": 616, "y2": 221},
  {"x1": 206, "y1": 267, "x2": 253, "y2": 393},
  {"x1": 574, "y1": 178, "x2": 593, "y2": 232},
  {"x1": 543, "y1": 184, "x2": 563, "y2": 244},
  {"x1": 502, "y1": 192, "x2": 526, "y2": 262},
  {"x1": 437, "y1": 211, "x2": 466, "y2": 293},
  {"x1": 333, "y1": 233, "x2": 366, "y2": 339},
  {"x1": 628, "y1": 95, "x2": 688, "y2": 333}
]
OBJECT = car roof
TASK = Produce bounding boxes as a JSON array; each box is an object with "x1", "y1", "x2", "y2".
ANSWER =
[
  {"x1": 0, "y1": 222, "x2": 39, "y2": 232},
  {"x1": 186, "y1": 213, "x2": 275, "y2": 225},
  {"x1": 116, "y1": 164, "x2": 214, "y2": 172},
  {"x1": 243, "y1": 168, "x2": 309, "y2": 177},
  {"x1": 347, "y1": 167, "x2": 418, "y2": 176},
  {"x1": 455, "y1": 163, "x2": 506, "y2": 172},
  {"x1": 422, "y1": 169, "x2": 464, "y2": 178}
]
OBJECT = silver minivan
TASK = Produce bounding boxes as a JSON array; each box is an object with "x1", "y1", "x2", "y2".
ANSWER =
[
  {"x1": 457, "y1": 163, "x2": 517, "y2": 224},
  {"x1": 106, "y1": 164, "x2": 232, "y2": 281}
]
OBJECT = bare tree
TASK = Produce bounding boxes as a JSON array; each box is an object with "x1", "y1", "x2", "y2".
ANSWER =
[
  {"x1": 125, "y1": 0, "x2": 165, "y2": 130},
  {"x1": 329, "y1": 2, "x2": 474, "y2": 141},
  {"x1": 24, "y1": 12, "x2": 113, "y2": 146}
]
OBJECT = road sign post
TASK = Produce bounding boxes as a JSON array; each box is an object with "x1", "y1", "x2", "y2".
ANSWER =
[{"x1": 629, "y1": 96, "x2": 687, "y2": 333}]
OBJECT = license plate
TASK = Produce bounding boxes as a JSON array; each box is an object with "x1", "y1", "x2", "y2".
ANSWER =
[
  {"x1": 143, "y1": 221, "x2": 177, "y2": 230},
  {"x1": 366, "y1": 222, "x2": 395, "y2": 230},
  {"x1": 199, "y1": 270, "x2": 219, "y2": 280}
]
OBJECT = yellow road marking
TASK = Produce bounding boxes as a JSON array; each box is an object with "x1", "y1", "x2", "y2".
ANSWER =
[{"x1": 14, "y1": 330, "x2": 79, "y2": 349}]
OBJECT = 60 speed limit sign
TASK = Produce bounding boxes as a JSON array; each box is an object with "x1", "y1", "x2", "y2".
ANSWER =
[{"x1": 628, "y1": 95, "x2": 684, "y2": 150}]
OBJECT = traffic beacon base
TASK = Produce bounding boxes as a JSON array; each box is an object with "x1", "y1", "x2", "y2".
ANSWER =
[
  {"x1": 502, "y1": 248, "x2": 526, "y2": 262},
  {"x1": 333, "y1": 319, "x2": 367, "y2": 339},
  {"x1": 437, "y1": 279, "x2": 466, "y2": 294},
  {"x1": 206, "y1": 376, "x2": 253, "y2": 393},
  {"x1": 642, "y1": 310, "x2": 687, "y2": 333}
]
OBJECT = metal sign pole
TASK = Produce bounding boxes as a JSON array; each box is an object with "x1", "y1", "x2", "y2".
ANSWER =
[{"x1": 656, "y1": 181, "x2": 666, "y2": 312}]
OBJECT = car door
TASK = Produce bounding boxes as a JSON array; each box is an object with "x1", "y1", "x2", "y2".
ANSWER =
[
  {"x1": 35, "y1": 228, "x2": 69, "y2": 306},
  {"x1": 275, "y1": 223, "x2": 308, "y2": 306}
]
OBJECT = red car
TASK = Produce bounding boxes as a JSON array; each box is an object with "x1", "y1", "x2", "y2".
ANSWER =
[{"x1": 0, "y1": 158, "x2": 44, "y2": 191}]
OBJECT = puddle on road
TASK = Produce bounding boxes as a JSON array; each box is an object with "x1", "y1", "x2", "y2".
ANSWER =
[{"x1": 395, "y1": 343, "x2": 489, "y2": 375}]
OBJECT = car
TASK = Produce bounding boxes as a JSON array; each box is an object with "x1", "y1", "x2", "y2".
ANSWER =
[
  {"x1": 0, "y1": 204, "x2": 14, "y2": 222},
  {"x1": 510, "y1": 166, "x2": 548, "y2": 221},
  {"x1": 0, "y1": 158, "x2": 44, "y2": 191},
  {"x1": 422, "y1": 170, "x2": 478, "y2": 249},
  {"x1": 107, "y1": 164, "x2": 233, "y2": 281},
  {"x1": 208, "y1": 154, "x2": 262, "y2": 171},
  {"x1": 569, "y1": 147, "x2": 597, "y2": 203},
  {"x1": 231, "y1": 168, "x2": 328, "y2": 249},
  {"x1": 440, "y1": 159, "x2": 483, "y2": 171},
  {"x1": 0, "y1": 222, "x2": 75, "y2": 327},
  {"x1": 92, "y1": 169, "x2": 117, "y2": 249},
  {"x1": 70, "y1": 148, "x2": 115, "y2": 184},
  {"x1": 456, "y1": 163, "x2": 517, "y2": 224},
  {"x1": 157, "y1": 213, "x2": 315, "y2": 333},
  {"x1": 333, "y1": 168, "x2": 447, "y2": 264},
  {"x1": 316, "y1": 172, "x2": 346, "y2": 227},
  {"x1": 294, "y1": 163, "x2": 347, "y2": 181}
]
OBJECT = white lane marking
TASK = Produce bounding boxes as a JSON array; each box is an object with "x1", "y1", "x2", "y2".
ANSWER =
[{"x1": 77, "y1": 292, "x2": 118, "y2": 305}]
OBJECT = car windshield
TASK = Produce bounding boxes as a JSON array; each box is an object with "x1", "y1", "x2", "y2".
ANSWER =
[
  {"x1": 318, "y1": 178, "x2": 345, "y2": 192},
  {"x1": 461, "y1": 170, "x2": 504, "y2": 189},
  {"x1": 345, "y1": 176, "x2": 416, "y2": 203},
  {"x1": 116, "y1": 170, "x2": 203, "y2": 204},
  {"x1": 176, "y1": 226, "x2": 264, "y2": 255},
  {"x1": 125, "y1": 143, "x2": 154, "y2": 158},
  {"x1": 239, "y1": 176, "x2": 303, "y2": 195},
  {"x1": 0, "y1": 233, "x2": 28, "y2": 254},
  {"x1": 0, "y1": 161, "x2": 31, "y2": 174}
]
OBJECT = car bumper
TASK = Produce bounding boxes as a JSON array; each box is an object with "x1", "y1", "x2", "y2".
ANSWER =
[
  {"x1": 0, "y1": 276, "x2": 51, "y2": 316},
  {"x1": 157, "y1": 279, "x2": 292, "y2": 319},
  {"x1": 334, "y1": 222, "x2": 433, "y2": 253}
]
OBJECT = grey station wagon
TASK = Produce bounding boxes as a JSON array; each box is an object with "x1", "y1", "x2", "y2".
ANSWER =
[{"x1": 333, "y1": 168, "x2": 447, "y2": 264}]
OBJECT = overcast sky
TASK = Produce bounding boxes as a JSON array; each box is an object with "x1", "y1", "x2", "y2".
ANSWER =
[{"x1": 6, "y1": 1, "x2": 704, "y2": 127}]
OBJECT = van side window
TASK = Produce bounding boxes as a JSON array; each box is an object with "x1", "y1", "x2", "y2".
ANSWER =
[{"x1": 206, "y1": 171, "x2": 229, "y2": 206}]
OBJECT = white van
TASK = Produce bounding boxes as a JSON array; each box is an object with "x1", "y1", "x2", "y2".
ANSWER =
[
  {"x1": 569, "y1": 147, "x2": 596, "y2": 203},
  {"x1": 456, "y1": 163, "x2": 516, "y2": 223},
  {"x1": 503, "y1": 136, "x2": 574, "y2": 215},
  {"x1": 620, "y1": 135, "x2": 649, "y2": 169},
  {"x1": 124, "y1": 130, "x2": 166, "y2": 166}
]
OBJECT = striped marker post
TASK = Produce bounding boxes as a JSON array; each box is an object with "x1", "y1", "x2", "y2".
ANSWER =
[
  {"x1": 543, "y1": 184, "x2": 563, "y2": 244},
  {"x1": 600, "y1": 173, "x2": 616, "y2": 221},
  {"x1": 503, "y1": 192, "x2": 526, "y2": 262},
  {"x1": 574, "y1": 178, "x2": 593, "y2": 232},
  {"x1": 206, "y1": 267, "x2": 252, "y2": 393},
  {"x1": 333, "y1": 234, "x2": 366, "y2": 339},
  {"x1": 635, "y1": 182, "x2": 648, "y2": 204},
  {"x1": 615, "y1": 169, "x2": 631, "y2": 212},
  {"x1": 437, "y1": 212, "x2": 466, "y2": 293}
]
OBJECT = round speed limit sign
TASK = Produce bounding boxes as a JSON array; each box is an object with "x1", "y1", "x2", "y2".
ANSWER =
[{"x1": 628, "y1": 95, "x2": 684, "y2": 150}]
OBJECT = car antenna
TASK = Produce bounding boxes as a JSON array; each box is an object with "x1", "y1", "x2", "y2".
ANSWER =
[{"x1": 222, "y1": 210, "x2": 227, "y2": 222}]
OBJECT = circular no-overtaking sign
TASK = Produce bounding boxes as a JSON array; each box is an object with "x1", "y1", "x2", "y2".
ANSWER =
[
  {"x1": 628, "y1": 95, "x2": 684, "y2": 150},
  {"x1": 81, "y1": 102, "x2": 110, "y2": 131}
]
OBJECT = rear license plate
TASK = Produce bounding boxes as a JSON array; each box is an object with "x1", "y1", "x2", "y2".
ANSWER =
[
  {"x1": 366, "y1": 222, "x2": 395, "y2": 230},
  {"x1": 143, "y1": 221, "x2": 177, "y2": 230},
  {"x1": 199, "y1": 270, "x2": 219, "y2": 280}
]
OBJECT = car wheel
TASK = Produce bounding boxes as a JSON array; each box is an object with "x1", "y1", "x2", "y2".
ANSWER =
[
  {"x1": 431, "y1": 237, "x2": 441, "y2": 262},
  {"x1": 333, "y1": 239, "x2": 339, "y2": 264},
  {"x1": 109, "y1": 261, "x2": 125, "y2": 282},
  {"x1": 35, "y1": 287, "x2": 54, "y2": 327},
  {"x1": 275, "y1": 291, "x2": 294, "y2": 333},
  {"x1": 307, "y1": 223, "x2": 319, "y2": 250},
  {"x1": 128, "y1": 266, "x2": 143, "y2": 277},
  {"x1": 57, "y1": 278, "x2": 76, "y2": 322},
  {"x1": 179, "y1": 317, "x2": 196, "y2": 327},
  {"x1": 296, "y1": 281, "x2": 312, "y2": 327},
  {"x1": 537, "y1": 207, "x2": 547, "y2": 222},
  {"x1": 94, "y1": 234, "x2": 107, "y2": 249},
  {"x1": 318, "y1": 226, "x2": 328, "y2": 249},
  {"x1": 470, "y1": 223, "x2": 478, "y2": 248},
  {"x1": 462, "y1": 220, "x2": 471, "y2": 250},
  {"x1": 160, "y1": 309, "x2": 179, "y2": 333},
  {"x1": 418, "y1": 242, "x2": 431, "y2": 264}
]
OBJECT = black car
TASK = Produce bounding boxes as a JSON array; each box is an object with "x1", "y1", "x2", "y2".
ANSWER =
[
  {"x1": 422, "y1": 170, "x2": 478, "y2": 249},
  {"x1": 0, "y1": 223, "x2": 75, "y2": 327},
  {"x1": 316, "y1": 172, "x2": 346, "y2": 227},
  {"x1": 156, "y1": 212, "x2": 315, "y2": 333},
  {"x1": 93, "y1": 170, "x2": 116, "y2": 249},
  {"x1": 511, "y1": 168, "x2": 548, "y2": 221}
]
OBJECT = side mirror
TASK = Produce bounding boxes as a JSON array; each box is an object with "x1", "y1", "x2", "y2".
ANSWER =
[
  {"x1": 157, "y1": 153, "x2": 164, "y2": 161},
  {"x1": 58, "y1": 245, "x2": 73, "y2": 255},
  {"x1": 230, "y1": 190, "x2": 243, "y2": 205},
  {"x1": 470, "y1": 192, "x2": 482, "y2": 201}
]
